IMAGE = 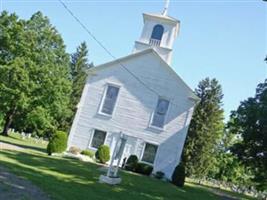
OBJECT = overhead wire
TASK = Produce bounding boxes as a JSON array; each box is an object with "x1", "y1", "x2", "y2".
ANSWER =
[{"x1": 58, "y1": 0, "x2": 196, "y2": 107}]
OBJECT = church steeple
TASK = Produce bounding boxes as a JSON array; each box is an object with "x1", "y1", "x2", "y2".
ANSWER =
[
  {"x1": 162, "y1": 0, "x2": 170, "y2": 16},
  {"x1": 133, "y1": 0, "x2": 180, "y2": 65}
]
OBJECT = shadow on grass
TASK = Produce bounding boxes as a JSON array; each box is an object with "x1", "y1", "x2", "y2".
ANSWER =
[{"x1": 0, "y1": 150, "x2": 220, "y2": 200}]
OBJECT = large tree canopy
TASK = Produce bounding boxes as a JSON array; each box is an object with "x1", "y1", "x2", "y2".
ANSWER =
[
  {"x1": 228, "y1": 79, "x2": 267, "y2": 190},
  {"x1": 182, "y1": 78, "x2": 224, "y2": 178},
  {"x1": 0, "y1": 11, "x2": 72, "y2": 137},
  {"x1": 208, "y1": 127, "x2": 253, "y2": 187}
]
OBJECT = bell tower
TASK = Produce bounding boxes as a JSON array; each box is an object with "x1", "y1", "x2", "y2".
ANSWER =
[{"x1": 133, "y1": 0, "x2": 180, "y2": 65}]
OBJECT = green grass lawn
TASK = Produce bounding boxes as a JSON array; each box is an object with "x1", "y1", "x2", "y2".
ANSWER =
[{"x1": 0, "y1": 133, "x2": 255, "y2": 200}]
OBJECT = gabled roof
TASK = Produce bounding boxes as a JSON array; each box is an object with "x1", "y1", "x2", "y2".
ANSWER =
[{"x1": 87, "y1": 48, "x2": 199, "y2": 102}]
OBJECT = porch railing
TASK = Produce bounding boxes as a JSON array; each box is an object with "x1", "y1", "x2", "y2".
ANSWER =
[{"x1": 149, "y1": 38, "x2": 161, "y2": 47}]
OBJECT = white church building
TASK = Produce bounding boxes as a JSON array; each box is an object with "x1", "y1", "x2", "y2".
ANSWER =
[{"x1": 68, "y1": 3, "x2": 199, "y2": 179}]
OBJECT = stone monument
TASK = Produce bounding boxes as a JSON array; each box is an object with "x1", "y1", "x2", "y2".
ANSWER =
[{"x1": 99, "y1": 132, "x2": 127, "y2": 185}]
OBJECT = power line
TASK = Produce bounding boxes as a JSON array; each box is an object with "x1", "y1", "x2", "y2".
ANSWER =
[
  {"x1": 58, "y1": 0, "x2": 115, "y2": 60},
  {"x1": 58, "y1": 0, "x2": 195, "y2": 107},
  {"x1": 58, "y1": 0, "x2": 164, "y2": 96}
]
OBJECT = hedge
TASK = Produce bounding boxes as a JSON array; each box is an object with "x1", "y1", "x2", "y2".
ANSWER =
[
  {"x1": 95, "y1": 145, "x2": 110, "y2": 164},
  {"x1": 81, "y1": 149, "x2": 95, "y2": 158},
  {"x1": 125, "y1": 155, "x2": 138, "y2": 171},
  {"x1": 172, "y1": 162, "x2": 186, "y2": 187},
  {"x1": 135, "y1": 162, "x2": 153, "y2": 176},
  {"x1": 47, "y1": 131, "x2": 67, "y2": 155}
]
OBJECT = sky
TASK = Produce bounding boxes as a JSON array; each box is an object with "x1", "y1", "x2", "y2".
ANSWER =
[{"x1": 1, "y1": 0, "x2": 266, "y2": 121}]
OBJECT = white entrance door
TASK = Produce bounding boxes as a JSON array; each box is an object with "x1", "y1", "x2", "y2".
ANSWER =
[{"x1": 119, "y1": 136, "x2": 137, "y2": 166}]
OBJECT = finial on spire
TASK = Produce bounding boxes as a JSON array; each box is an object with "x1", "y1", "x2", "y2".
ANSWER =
[{"x1": 162, "y1": 0, "x2": 170, "y2": 16}]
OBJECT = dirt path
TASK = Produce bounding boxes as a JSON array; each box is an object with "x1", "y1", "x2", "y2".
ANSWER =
[
  {"x1": 0, "y1": 166, "x2": 50, "y2": 200},
  {"x1": 0, "y1": 142, "x2": 50, "y2": 200},
  {"x1": 0, "y1": 141, "x2": 24, "y2": 151}
]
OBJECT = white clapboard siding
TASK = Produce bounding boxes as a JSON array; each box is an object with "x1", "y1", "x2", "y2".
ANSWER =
[{"x1": 68, "y1": 49, "x2": 197, "y2": 179}]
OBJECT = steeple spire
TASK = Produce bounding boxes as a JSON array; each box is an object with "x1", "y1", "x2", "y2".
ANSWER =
[
  {"x1": 133, "y1": 0, "x2": 180, "y2": 64},
  {"x1": 162, "y1": 0, "x2": 170, "y2": 16}
]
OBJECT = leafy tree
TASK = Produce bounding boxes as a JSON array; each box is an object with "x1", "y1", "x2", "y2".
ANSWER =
[
  {"x1": 0, "y1": 11, "x2": 72, "y2": 136},
  {"x1": 0, "y1": 58, "x2": 32, "y2": 136},
  {"x1": 212, "y1": 151, "x2": 253, "y2": 186},
  {"x1": 70, "y1": 42, "x2": 93, "y2": 111},
  {"x1": 182, "y1": 78, "x2": 224, "y2": 179},
  {"x1": 25, "y1": 106, "x2": 54, "y2": 137},
  {"x1": 0, "y1": 113, "x2": 4, "y2": 130},
  {"x1": 0, "y1": 11, "x2": 27, "y2": 136},
  {"x1": 228, "y1": 79, "x2": 267, "y2": 190},
  {"x1": 208, "y1": 128, "x2": 253, "y2": 187}
]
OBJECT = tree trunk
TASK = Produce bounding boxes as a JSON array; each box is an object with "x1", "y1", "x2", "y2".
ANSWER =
[{"x1": 1, "y1": 108, "x2": 16, "y2": 136}]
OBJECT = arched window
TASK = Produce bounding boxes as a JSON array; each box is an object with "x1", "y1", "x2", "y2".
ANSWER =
[
  {"x1": 151, "y1": 24, "x2": 164, "y2": 41},
  {"x1": 150, "y1": 24, "x2": 164, "y2": 46}
]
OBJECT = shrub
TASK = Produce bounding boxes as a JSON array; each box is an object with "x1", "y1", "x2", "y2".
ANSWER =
[
  {"x1": 81, "y1": 149, "x2": 95, "y2": 158},
  {"x1": 155, "y1": 171, "x2": 165, "y2": 179},
  {"x1": 135, "y1": 162, "x2": 153, "y2": 176},
  {"x1": 95, "y1": 145, "x2": 110, "y2": 164},
  {"x1": 47, "y1": 131, "x2": 67, "y2": 155},
  {"x1": 68, "y1": 146, "x2": 81, "y2": 155},
  {"x1": 125, "y1": 155, "x2": 138, "y2": 171},
  {"x1": 172, "y1": 162, "x2": 186, "y2": 187}
]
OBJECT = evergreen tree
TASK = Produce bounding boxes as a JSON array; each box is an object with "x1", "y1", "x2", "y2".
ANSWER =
[
  {"x1": 182, "y1": 78, "x2": 224, "y2": 179},
  {"x1": 70, "y1": 42, "x2": 93, "y2": 111}
]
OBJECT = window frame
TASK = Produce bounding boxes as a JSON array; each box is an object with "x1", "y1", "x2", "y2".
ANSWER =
[
  {"x1": 149, "y1": 97, "x2": 170, "y2": 130},
  {"x1": 98, "y1": 83, "x2": 121, "y2": 117},
  {"x1": 141, "y1": 142, "x2": 158, "y2": 165},
  {"x1": 89, "y1": 129, "x2": 107, "y2": 150}
]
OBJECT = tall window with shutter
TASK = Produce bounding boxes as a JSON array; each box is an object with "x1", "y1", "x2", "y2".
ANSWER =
[
  {"x1": 100, "y1": 85, "x2": 119, "y2": 115},
  {"x1": 151, "y1": 98, "x2": 169, "y2": 128}
]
